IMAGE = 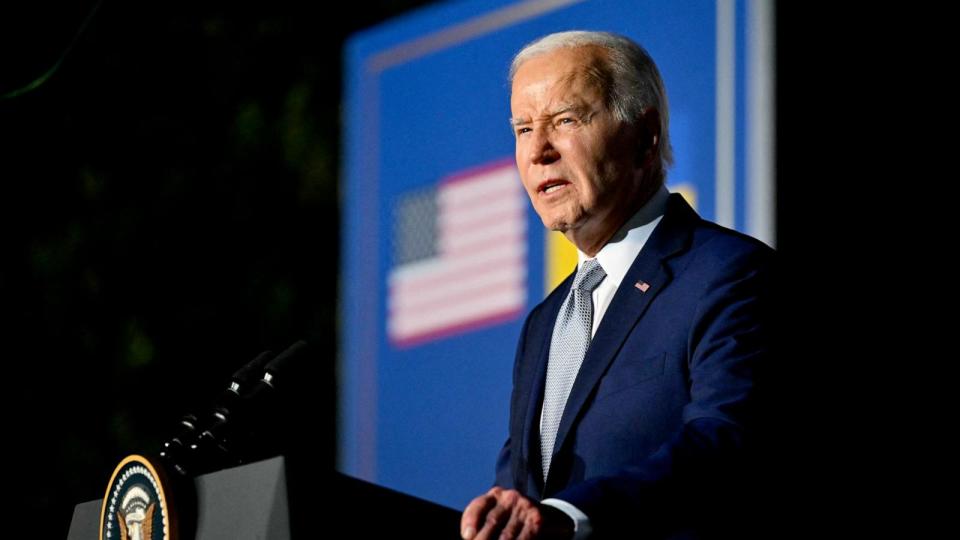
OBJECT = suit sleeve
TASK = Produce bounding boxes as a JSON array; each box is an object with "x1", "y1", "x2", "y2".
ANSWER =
[
  {"x1": 494, "y1": 307, "x2": 537, "y2": 490},
  {"x1": 494, "y1": 437, "x2": 515, "y2": 490},
  {"x1": 553, "y1": 244, "x2": 777, "y2": 536}
]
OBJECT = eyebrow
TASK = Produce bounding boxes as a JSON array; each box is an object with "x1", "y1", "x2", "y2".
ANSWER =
[{"x1": 509, "y1": 104, "x2": 586, "y2": 127}]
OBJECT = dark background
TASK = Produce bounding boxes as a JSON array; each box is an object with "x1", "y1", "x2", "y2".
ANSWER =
[
  {"x1": 1, "y1": 0, "x2": 437, "y2": 536},
  {"x1": 0, "y1": 1, "x2": 911, "y2": 537}
]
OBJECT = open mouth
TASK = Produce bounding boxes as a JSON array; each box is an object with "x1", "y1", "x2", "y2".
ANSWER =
[{"x1": 537, "y1": 179, "x2": 570, "y2": 194}]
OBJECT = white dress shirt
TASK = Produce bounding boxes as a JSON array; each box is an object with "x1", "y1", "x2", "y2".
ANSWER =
[{"x1": 540, "y1": 185, "x2": 670, "y2": 538}]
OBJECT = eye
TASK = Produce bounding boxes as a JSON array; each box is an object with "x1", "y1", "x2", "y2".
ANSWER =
[
  {"x1": 556, "y1": 116, "x2": 578, "y2": 127},
  {"x1": 515, "y1": 126, "x2": 532, "y2": 136}
]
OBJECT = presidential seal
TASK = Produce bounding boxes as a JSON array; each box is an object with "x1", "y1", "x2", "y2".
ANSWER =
[{"x1": 100, "y1": 455, "x2": 177, "y2": 540}]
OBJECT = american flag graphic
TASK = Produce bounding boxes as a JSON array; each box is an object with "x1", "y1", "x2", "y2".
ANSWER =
[{"x1": 387, "y1": 160, "x2": 528, "y2": 347}]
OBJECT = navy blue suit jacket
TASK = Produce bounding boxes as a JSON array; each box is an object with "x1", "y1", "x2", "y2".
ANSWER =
[{"x1": 494, "y1": 194, "x2": 776, "y2": 538}]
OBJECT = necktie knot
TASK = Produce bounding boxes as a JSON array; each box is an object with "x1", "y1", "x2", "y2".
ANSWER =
[{"x1": 573, "y1": 259, "x2": 606, "y2": 292}]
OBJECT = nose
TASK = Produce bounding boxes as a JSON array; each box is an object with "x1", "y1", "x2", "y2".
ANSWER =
[{"x1": 528, "y1": 128, "x2": 559, "y2": 165}]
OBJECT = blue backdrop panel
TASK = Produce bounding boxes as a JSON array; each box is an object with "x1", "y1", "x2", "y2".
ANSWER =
[{"x1": 341, "y1": 0, "x2": 759, "y2": 510}]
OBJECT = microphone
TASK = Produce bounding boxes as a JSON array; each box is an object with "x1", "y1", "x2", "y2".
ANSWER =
[
  {"x1": 160, "y1": 349, "x2": 277, "y2": 476},
  {"x1": 211, "y1": 340, "x2": 311, "y2": 453},
  {"x1": 241, "y1": 340, "x2": 310, "y2": 401},
  {"x1": 160, "y1": 341, "x2": 311, "y2": 476}
]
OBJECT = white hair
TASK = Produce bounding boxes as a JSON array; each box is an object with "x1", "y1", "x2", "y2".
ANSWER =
[{"x1": 509, "y1": 31, "x2": 673, "y2": 177}]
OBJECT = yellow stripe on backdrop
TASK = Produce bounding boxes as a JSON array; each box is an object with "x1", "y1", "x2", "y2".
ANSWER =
[
  {"x1": 545, "y1": 230, "x2": 578, "y2": 294},
  {"x1": 542, "y1": 184, "x2": 698, "y2": 296}
]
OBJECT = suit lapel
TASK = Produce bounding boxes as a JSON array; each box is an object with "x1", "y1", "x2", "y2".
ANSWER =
[{"x1": 545, "y1": 195, "x2": 699, "y2": 491}]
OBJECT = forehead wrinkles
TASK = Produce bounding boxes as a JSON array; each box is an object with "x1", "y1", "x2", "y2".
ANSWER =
[{"x1": 513, "y1": 48, "x2": 612, "y2": 117}]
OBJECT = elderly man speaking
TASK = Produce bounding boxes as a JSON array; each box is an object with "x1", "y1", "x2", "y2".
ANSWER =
[{"x1": 461, "y1": 31, "x2": 775, "y2": 540}]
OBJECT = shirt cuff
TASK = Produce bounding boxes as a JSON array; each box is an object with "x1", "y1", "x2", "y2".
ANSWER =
[{"x1": 541, "y1": 498, "x2": 592, "y2": 539}]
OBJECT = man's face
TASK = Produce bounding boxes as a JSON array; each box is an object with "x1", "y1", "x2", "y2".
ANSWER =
[{"x1": 510, "y1": 46, "x2": 644, "y2": 251}]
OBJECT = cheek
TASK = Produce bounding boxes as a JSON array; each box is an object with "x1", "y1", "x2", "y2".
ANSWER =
[
  {"x1": 563, "y1": 140, "x2": 600, "y2": 179},
  {"x1": 518, "y1": 170, "x2": 536, "y2": 199}
]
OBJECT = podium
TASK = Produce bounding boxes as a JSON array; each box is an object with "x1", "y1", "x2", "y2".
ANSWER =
[{"x1": 68, "y1": 456, "x2": 462, "y2": 539}]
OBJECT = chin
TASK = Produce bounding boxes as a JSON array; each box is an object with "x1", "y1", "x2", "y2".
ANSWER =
[
  {"x1": 542, "y1": 216, "x2": 570, "y2": 233},
  {"x1": 539, "y1": 209, "x2": 579, "y2": 232}
]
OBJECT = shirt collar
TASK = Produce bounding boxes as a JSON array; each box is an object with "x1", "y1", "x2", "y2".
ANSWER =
[{"x1": 577, "y1": 184, "x2": 670, "y2": 288}]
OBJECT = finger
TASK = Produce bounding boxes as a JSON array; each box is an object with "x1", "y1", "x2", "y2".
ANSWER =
[
  {"x1": 462, "y1": 494, "x2": 498, "y2": 539},
  {"x1": 521, "y1": 504, "x2": 573, "y2": 540},
  {"x1": 515, "y1": 511, "x2": 544, "y2": 540},
  {"x1": 475, "y1": 490, "x2": 518, "y2": 540},
  {"x1": 498, "y1": 501, "x2": 528, "y2": 540},
  {"x1": 474, "y1": 504, "x2": 509, "y2": 540}
]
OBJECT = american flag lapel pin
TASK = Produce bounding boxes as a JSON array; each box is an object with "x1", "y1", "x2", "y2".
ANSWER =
[{"x1": 634, "y1": 280, "x2": 650, "y2": 293}]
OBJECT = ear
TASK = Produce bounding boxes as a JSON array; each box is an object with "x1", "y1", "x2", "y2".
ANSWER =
[{"x1": 634, "y1": 108, "x2": 662, "y2": 168}]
